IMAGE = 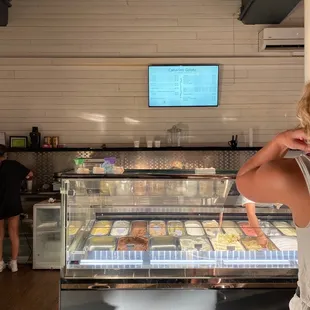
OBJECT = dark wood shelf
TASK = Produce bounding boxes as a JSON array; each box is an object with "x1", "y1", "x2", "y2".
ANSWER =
[{"x1": 7, "y1": 146, "x2": 262, "y2": 152}]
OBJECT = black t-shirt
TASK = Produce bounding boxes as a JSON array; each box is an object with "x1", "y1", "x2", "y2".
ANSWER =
[{"x1": 0, "y1": 160, "x2": 30, "y2": 218}]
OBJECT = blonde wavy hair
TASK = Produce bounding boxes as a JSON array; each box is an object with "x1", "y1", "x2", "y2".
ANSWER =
[{"x1": 297, "y1": 82, "x2": 310, "y2": 137}]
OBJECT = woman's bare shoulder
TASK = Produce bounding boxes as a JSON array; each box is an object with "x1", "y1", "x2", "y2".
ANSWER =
[
  {"x1": 237, "y1": 158, "x2": 308, "y2": 206},
  {"x1": 277, "y1": 158, "x2": 310, "y2": 227}
]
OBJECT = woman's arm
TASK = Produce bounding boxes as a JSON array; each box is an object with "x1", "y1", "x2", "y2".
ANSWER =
[
  {"x1": 244, "y1": 203, "x2": 268, "y2": 247},
  {"x1": 237, "y1": 129, "x2": 310, "y2": 227},
  {"x1": 238, "y1": 138, "x2": 288, "y2": 178},
  {"x1": 238, "y1": 197, "x2": 263, "y2": 235},
  {"x1": 245, "y1": 203, "x2": 263, "y2": 235},
  {"x1": 237, "y1": 130, "x2": 310, "y2": 204}
]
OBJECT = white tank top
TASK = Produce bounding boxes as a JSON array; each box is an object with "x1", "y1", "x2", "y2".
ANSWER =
[{"x1": 295, "y1": 155, "x2": 310, "y2": 307}]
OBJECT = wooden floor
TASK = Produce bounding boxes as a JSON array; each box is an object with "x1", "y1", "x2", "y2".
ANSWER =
[{"x1": 0, "y1": 265, "x2": 59, "y2": 310}]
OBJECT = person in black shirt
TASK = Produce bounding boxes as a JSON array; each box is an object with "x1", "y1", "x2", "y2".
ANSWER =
[{"x1": 0, "y1": 144, "x2": 32, "y2": 272}]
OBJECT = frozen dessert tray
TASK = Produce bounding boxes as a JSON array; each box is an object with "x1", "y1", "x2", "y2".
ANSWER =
[
  {"x1": 272, "y1": 221, "x2": 297, "y2": 237},
  {"x1": 117, "y1": 237, "x2": 148, "y2": 251},
  {"x1": 77, "y1": 220, "x2": 299, "y2": 255},
  {"x1": 222, "y1": 221, "x2": 244, "y2": 237},
  {"x1": 149, "y1": 220, "x2": 167, "y2": 236},
  {"x1": 202, "y1": 220, "x2": 221, "y2": 238},
  {"x1": 90, "y1": 220, "x2": 112, "y2": 236},
  {"x1": 185, "y1": 221, "x2": 205, "y2": 236},
  {"x1": 149, "y1": 236, "x2": 178, "y2": 251},
  {"x1": 259, "y1": 221, "x2": 282, "y2": 237},
  {"x1": 238, "y1": 221, "x2": 258, "y2": 237},
  {"x1": 179, "y1": 236, "x2": 213, "y2": 251},
  {"x1": 210, "y1": 233, "x2": 244, "y2": 251},
  {"x1": 84, "y1": 236, "x2": 116, "y2": 251},
  {"x1": 130, "y1": 221, "x2": 148, "y2": 237},
  {"x1": 110, "y1": 220, "x2": 130, "y2": 236},
  {"x1": 241, "y1": 237, "x2": 278, "y2": 251},
  {"x1": 269, "y1": 236, "x2": 298, "y2": 251},
  {"x1": 167, "y1": 221, "x2": 185, "y2": 237}
]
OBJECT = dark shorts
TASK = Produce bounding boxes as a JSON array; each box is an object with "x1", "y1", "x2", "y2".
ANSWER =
[{"x1": 0, "y1": 204, "x2": 23, "y2": 220}]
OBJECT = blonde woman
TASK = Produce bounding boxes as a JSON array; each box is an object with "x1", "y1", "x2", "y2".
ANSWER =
[{"x1": 236, "y1": 83, "x2": 310, "y2": 309}]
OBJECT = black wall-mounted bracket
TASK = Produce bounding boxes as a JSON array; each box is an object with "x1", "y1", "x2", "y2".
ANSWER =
[
  {"x1": 239, "y1": 0, "x2": 302, "y2": 25},
  {"x1": 0, "y1": 0, "x2": 12, "y2": 27}
]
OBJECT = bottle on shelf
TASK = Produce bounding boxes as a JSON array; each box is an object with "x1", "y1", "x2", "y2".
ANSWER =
[{"x1": 29, "y1": 126, "x2": 41, "y2": 149}]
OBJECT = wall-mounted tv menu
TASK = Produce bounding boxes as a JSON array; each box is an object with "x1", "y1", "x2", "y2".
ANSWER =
[{"x1": 148, "y1": 64, "x2": 219, "y2": 107}]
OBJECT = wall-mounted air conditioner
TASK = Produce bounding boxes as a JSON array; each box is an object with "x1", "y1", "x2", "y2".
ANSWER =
[{"x1": 259, "y1": 27, "x2": 304, "y2": 51}]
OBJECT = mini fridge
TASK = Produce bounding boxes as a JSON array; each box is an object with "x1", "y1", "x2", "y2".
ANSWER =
[{"x1": 33, "y1": 200, "x2": 61, "y2": 269}]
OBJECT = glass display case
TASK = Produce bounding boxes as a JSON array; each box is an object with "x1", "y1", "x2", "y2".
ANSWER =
[
  {"x1": 33, "y1": 200, "x2": 61, "y2": 269},
  {"x1": 59, "y1": 172, "x2": 297, "y2": 310}
]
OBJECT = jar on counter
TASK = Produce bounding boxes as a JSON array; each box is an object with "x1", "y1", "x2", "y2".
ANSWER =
[
  {"x1": 183, "y1": 180, "x2": 198, "y2": 197},
  {"x1": 166, "y1": 180, "x2": 185, "y2": 196},
  {"x1": 44, "y1": 136, "x2": 52, "y2": 147},
  {"x1": 133, "y1": 180, "x2": 147, "y2": 196},
  {"x1": 148, "y1": 180, "x2": 166, "y2": 196},
  {"x1": 215, "y1": 180, "x2": 232, "y2": 198},
  {"x1": 116, "y1": 180, "x2": 133, "y2": 196},
  {"x1": 199, "y1": 180, "x2": 214, "y2": 197},
  {"x1": 52, "y1": 136, "x2": 59, "y2": 148},
  {"x1": 100, "y1": 181, "x2": 113, "y2": 196}
]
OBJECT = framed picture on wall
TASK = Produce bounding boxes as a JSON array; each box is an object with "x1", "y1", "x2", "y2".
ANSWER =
[
  {"x1": 0, "y1": 132, "x2": 5, "y2": 145},
  {"x1": 9, "y1": 136, "x2": 28, "y2": 148}
]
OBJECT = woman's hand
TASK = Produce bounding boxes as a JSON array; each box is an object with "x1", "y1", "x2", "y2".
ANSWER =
[
  {"x1": 276, "y1": 129, "x2": 310, "y2": 152},
  {"x1": 257, "y1": 234, "x2": 268, "y2": 248}
]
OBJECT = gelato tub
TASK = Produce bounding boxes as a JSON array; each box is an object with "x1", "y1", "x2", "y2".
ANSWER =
[
  {"x1": 68, "y1": 226, "x2": 80, "y2": 236},
  {"x1": 70, "y1": 220, "x2": 83, "y2": 227},
  {"x1": 241, "y1": 237, "x2": 278, "y2": 251},
  {"x1": 91, "y1": 220, "x2": 112, "y2": 236},
  {"x1": 68, "y1": 221, "x2": 83, "y2": 236},
  {"x1": 238, "y1": 221, "x2": 257, "y2": 237},
  {"x1": 260, "y1": 221, "x2": 281, "y2": 236},
  {"x1": 222, "y1": 221, "x2": 243, "y2": 237},
  {"x1": 110, "y1": 221, "x2": 130, "y2": 236},
  {"x1": 269, "y1": 236, "x2": 298, "y2": 251},
  {"x1": 85, "y1": 236, "x2": 116, "y2": 251},
  {"x1": 167, "y1": 221, "x2": 185, "y2": 237},
  {"x1": 210, "y1": 233, "x2": 244, "y2": 251},
  {"x1": 180, "y1": 236, "x2": 212, "y2": 251},
  {"x1": 149, "y1": 236, "x2": 178, "y2": 251},
  {"x1": 117, "y1": 237, "x2": 148, "y2": 251},
  {"x1": 149, "y1": 221, "x2": 166, "y2": 236},
  {"x1": 202, "y1": 220, "x2": 220, "y2": 238},
  {"x1": 272, "y1": 221, "x2": 296, "y2": 237},
  {"x1": 185, "y1": 221, "x2": 205, "y2": 236},
  {"x1": 130, "y1": 221, "x2": 147, "y2": 237}
]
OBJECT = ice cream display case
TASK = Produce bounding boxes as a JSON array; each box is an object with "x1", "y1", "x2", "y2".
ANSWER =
[{"x1": 59, "y1": 172, "x2": 297, "y2": 310}]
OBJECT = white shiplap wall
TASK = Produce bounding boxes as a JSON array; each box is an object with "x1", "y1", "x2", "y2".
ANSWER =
[
  {"x1": 0, "y1": 0, "x2": 304, "y2": 57},
  {"x1": 0, "y1": 57, "x2": 303, "y2": 146},
  {"x1": 0, "y1": 0, "x2": 305, "y2": 146}
]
